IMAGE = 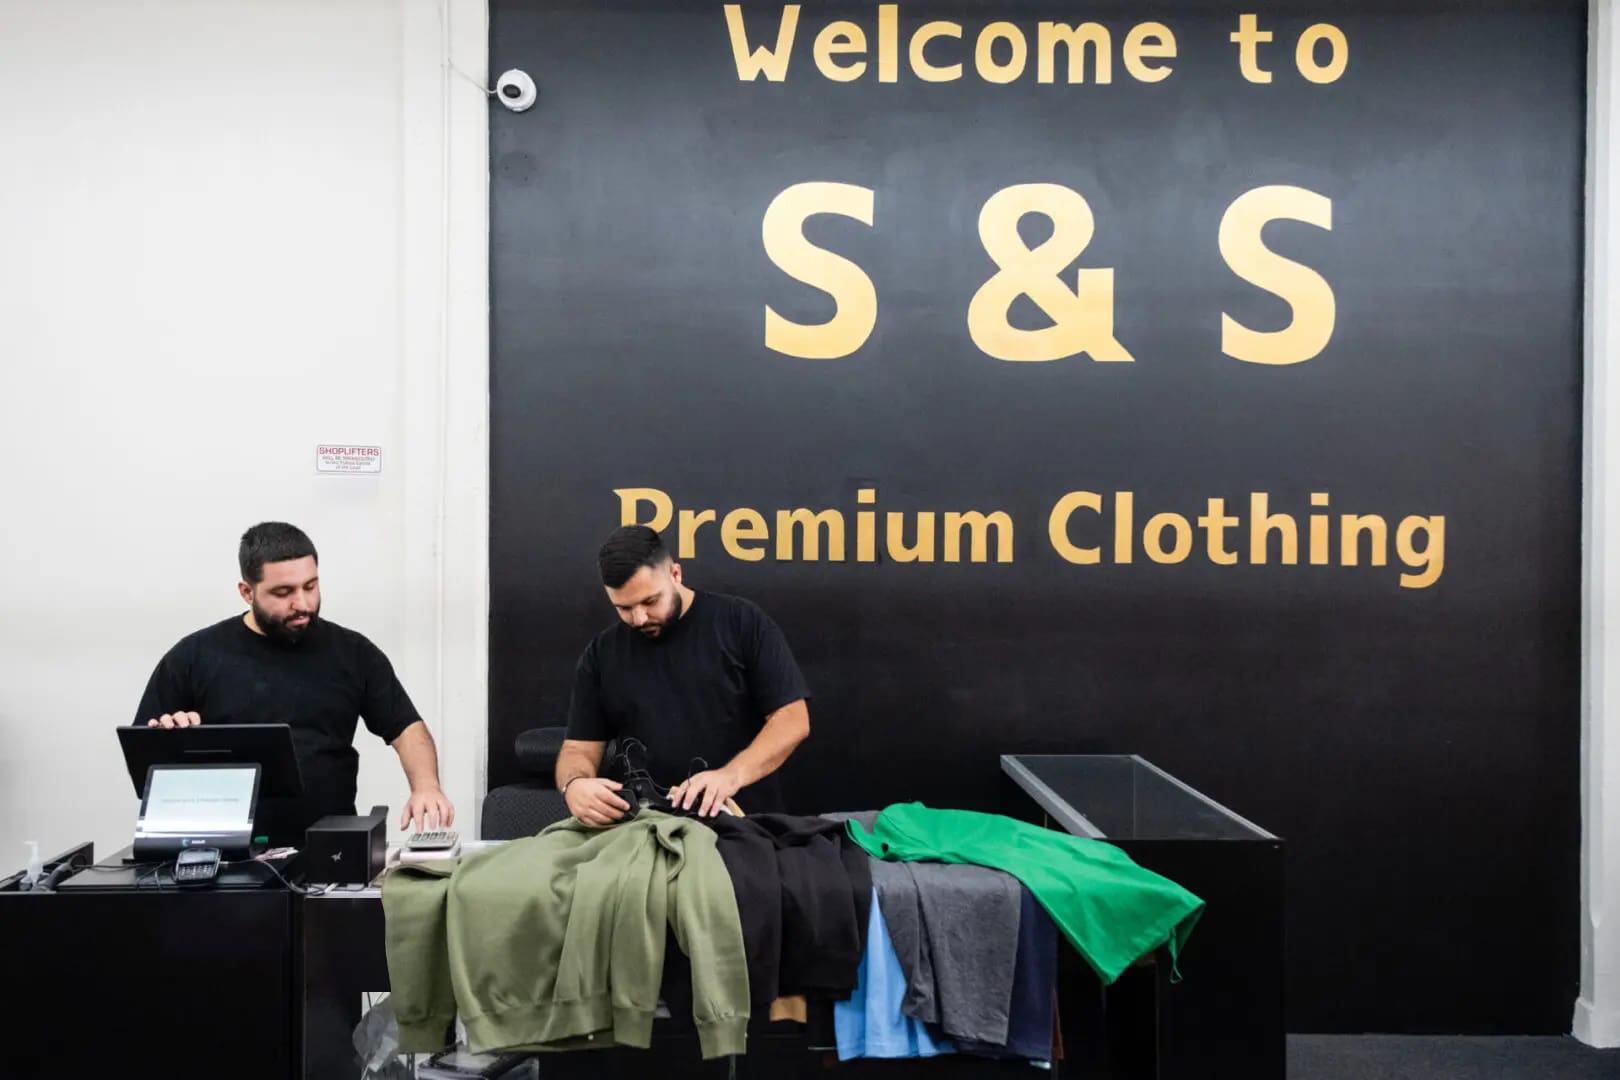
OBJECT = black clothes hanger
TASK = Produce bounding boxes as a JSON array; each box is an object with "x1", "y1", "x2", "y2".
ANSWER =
[{"x1": 612, "y1": 739, "x2": 712, "y2": 819}]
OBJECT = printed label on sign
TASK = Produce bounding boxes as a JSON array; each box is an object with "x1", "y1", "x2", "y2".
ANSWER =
[{"x1": 316, "y1": 445, "x2": 383, "y2": 475}]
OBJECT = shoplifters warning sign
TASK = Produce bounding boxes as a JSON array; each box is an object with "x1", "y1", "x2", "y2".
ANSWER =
[{"x1": 315, "y1": 445, "x2": 382, "y2": 475}]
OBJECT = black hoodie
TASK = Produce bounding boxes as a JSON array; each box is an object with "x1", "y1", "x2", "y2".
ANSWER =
[{"x1": 699, "y1": 812, "x2": 873, "y2": 1010}]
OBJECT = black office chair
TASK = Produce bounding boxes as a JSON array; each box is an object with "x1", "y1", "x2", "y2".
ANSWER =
[{"x1": 480, "y1": 727, "x2": 572, "y2": 840}]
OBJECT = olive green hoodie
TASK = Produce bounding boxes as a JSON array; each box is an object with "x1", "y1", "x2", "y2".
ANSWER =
[{"x1": 382, "y1": 811, "x2": 749, "y2": 1059}]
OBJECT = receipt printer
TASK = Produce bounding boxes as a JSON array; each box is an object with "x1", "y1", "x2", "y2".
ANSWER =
[{"x1": 304, "y1": 806, "x2": 387, "y2": 886}]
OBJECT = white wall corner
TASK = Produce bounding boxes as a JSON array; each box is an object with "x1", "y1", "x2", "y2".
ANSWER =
[
  {"x1": 1580, "y1": 0, "x2": 1620, "y2": 1050},
  {"x1": 399, "y1": 0, "x2": 491, "y2": 840},
  {"x1": 1575, "y1": 996, "x2": 1620, "y2": 1046}
]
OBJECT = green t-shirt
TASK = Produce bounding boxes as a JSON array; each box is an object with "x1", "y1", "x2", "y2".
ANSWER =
[{"x1": 846, "y1": 803, "x2": 1204, "y2": 984}]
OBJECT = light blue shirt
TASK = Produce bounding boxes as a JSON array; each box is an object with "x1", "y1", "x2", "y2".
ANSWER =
[{"x1": 835, "y1": 885, "x2": 955, "y2": 1060}]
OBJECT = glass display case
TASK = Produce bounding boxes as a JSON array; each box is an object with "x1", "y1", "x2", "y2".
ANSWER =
[{"x1": 1002, "y1": 754, "x2": 1284, "y2": 1080}]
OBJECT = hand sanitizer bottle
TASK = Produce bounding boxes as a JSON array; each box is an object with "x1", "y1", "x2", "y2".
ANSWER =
[{"x1": 23, "y1": 841, "x2": 42, "y2": 891}]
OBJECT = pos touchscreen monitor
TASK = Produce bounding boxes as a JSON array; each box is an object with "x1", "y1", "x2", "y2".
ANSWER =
[
  {"x1": 117, "y1": 724, "x2": 304, "y2": 857},
  {"x1": 134, "y1": 763, "x2": 259, "y2": 859}
]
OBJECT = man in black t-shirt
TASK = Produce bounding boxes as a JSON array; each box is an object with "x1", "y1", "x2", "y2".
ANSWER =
[
  {"x1": 557, "y1": 525, "x2": 811, "y2": 824},
  {"x1": 134, "y1": 522, "x2": 455, "y2": 843}
]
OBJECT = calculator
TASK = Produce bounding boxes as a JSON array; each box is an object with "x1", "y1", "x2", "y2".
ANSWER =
[
  {"x1": 406, "y1": 829, "x2": 460, "y2": 851},
  {"x1": 174, "y1": 847, "x2": 221, "y2": 885}
]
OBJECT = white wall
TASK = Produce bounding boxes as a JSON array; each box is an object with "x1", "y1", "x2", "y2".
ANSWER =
[
  {"x1": 1581, "y1": 0, "x2": 1620, "y2": 1050},
  {"x1": 0, "y1": 0, "x2": 488, "y2": 864}
]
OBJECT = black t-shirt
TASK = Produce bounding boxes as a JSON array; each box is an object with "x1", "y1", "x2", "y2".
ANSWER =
[
  {"x1": 565, "y1": 592, "x2": 810, "y2": 813},
  {"x1": 133, "y1": 615, "x2": 421, "y2": 840}
]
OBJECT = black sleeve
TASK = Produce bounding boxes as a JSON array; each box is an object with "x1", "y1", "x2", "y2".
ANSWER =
[
  {"x1": 565, "y1": 643, "x2": 613, "y2": 741},
  {"x1": 358, "y1": 639, "x2": 423, "y2": 744},
  {"x1": 743, "y1": 604, "x2": 810, "y2": 718},
  {"x1": 133, "y1": 641, "x2": 196, "y2": 724}
]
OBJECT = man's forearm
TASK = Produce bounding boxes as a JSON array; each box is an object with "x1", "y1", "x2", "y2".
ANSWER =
[
  {"x1": 392, "y1": 720, "x2": 443, "y2": 791},
  {"x1": 556, "y1": 741, "x2": 604, "y2": 791},
  {"x1": 725, "y1": 701, "x2": 810, "y2": 788}
]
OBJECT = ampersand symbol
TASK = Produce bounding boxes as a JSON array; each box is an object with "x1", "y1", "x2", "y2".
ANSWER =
[{"x1": 967, "y1": 184, "x2": 1134, "y2": 363}]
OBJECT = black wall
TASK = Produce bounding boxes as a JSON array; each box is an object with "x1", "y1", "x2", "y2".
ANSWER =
[{"x1": 490, "y1": 0, "x2": 1584, "y2": 1033}]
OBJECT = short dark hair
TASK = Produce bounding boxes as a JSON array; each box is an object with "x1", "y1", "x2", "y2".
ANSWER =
[
  {"x1": 598, "y1": 525, "x2": 670, "y2": 588},
  {"x1": 239, "y1": 522, "x2": 318, "y2": 584}
]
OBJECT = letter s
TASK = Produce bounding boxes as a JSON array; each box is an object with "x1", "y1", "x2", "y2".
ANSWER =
[
  {"x1": 1219, "y1": 185, "x2": 1334, "y2": 366},
  {"x1": 763, "y1": 182, "x2": 877, "y2": 359}
]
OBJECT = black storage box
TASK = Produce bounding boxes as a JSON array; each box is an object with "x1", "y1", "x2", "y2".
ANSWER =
[{"x1": 304, "y1": 806, "x2": 387, "y2": 886}]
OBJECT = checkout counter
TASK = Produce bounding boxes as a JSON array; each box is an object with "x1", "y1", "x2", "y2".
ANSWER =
[{"x1": 1, "y1": 752, "x2": 1282, "y2": 1080}]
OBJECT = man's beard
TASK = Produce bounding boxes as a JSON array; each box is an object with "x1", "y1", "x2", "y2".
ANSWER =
[
  {"x1": 639, "y1": 590, "x2": 683, "y2": 639},
  {"x1": 254, "y1": 600, "x2": 320, "y2": 645}
]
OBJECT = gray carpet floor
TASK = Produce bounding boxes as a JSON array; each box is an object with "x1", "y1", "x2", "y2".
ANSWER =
[{"x1": 1288, "y1": 1036, "x2": 1620, "y2": 1079}]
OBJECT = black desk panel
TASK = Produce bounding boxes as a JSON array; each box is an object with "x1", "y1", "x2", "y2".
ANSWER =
[{"x1": 2, "y1": 884, "x2": 294, "y2": 1080}]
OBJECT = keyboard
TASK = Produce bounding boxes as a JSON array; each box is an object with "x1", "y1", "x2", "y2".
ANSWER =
[{"x1": 406, "y1": 829, "x2": 459, "y2": 851}]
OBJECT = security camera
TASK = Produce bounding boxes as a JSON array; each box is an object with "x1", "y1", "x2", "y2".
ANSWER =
[{"x1": 495, "y1": 69, "x2": 536, "y2": 113}]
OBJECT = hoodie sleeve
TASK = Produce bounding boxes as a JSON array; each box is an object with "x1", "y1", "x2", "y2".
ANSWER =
[
  {"x1": 381, "y1": 863, "x2": 458, "y2": 1052},
  {"x1": 666, "y1": 819, "x2": 752, "y2": 1059}
]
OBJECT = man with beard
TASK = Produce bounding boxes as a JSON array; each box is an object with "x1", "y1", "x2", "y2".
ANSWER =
[
  {"x1": 557, "y1": 525, "x2": 811, "y2": 825},
  {"x1": 134, "y1": 521, "x2": 454, "y2": 842}
]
